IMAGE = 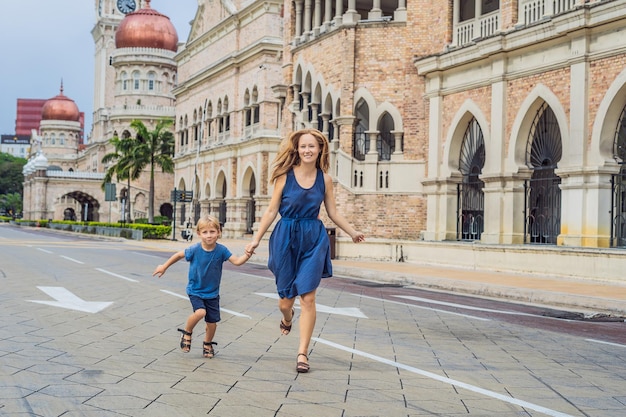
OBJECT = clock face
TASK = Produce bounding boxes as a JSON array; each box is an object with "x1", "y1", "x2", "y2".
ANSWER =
[{"x1": 117, "y1": 0, "x2": 137, "y2": 14}]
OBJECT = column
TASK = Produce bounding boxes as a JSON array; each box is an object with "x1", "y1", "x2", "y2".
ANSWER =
[
  {"x1": 313, "y1": 0, "x2": 322, "y2": 36},
  {"x1": 310, "y1": 103, "x2": 319, "y2": 129},
  {"x1": 390, "y1": 130, "x2": 403, "y2": 161},
  {"x1": 324, "y1": 0, "x2": 332, "y2": 29},
  {"x1": 369, "y1": 0, "x2": 382, "y2": 20},
  {"x1": 343, "y1": 0, "x2": 359, "y2": 24},
  {"x1": 558, "y1": 39, "x2": 589, "y2": 246},
  {"x1": 334, "y1": 0, "x2": 343, "y2": 26},
  {"x1": 321, "y1": 113, "x2": 330, "y2": 138},
  {"x1": 394, "y1": 0, "x2": 407, "y2": 21},
  {"x1": 304, "y1": 0, "x2": 312, "y2": 37},
  {"x1": 294, "y1": 0, "x2": 304, "y2": 38}
]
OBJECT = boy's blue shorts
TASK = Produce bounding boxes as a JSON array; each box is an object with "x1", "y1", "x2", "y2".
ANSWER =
[{"x1": 188, "y1": 295, "x2": 220, "y2": 323}]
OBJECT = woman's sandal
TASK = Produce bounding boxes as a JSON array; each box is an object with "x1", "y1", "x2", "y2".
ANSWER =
[
  {"x1": 177, "y1": 328, "x2": 192, "y2": 353},
  {"x1": 203, "y1": 341, "x2": 217, "y2": 358},
  {"x1": 280, "y1": 308, "x2": 295, "y2": 335},
  {"x1": 296, "y1": 353, "x2": 310, "y2": 373}
]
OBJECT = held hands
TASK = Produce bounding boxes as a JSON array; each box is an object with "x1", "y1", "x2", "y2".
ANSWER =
[{"x1": 244, "y1": 241, "x2": 258, "y2": 257}]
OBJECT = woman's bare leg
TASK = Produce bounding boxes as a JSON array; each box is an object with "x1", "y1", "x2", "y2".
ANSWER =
[{"x1": 296, "y1": 290, "x2": 316, "y2": 364}]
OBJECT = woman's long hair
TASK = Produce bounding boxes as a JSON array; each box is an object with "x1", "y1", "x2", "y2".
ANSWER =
[{"x1": 270, "y1": 129, "x2": 330, "y2": 183}]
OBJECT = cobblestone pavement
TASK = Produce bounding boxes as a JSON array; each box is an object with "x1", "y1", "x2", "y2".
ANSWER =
[{"x1": 1, "y1": 228, "x2": 625, "y2": 416}]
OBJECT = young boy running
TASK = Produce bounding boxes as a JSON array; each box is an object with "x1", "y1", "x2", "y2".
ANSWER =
[{"x1": 153, "y1": 215, "x2": 250, "y2": 358}]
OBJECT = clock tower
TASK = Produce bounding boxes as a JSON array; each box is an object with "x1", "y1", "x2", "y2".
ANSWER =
[{"x1": 91, "y1": 0, "x2": 144, "y2": 144}]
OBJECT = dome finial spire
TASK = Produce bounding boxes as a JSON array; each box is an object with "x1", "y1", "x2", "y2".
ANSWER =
[{"x1": 60, "y1": 79, "x2": 64, "y2": 95}]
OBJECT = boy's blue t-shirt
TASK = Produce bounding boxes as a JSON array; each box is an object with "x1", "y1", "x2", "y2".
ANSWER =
[{"x1": 184, "y1": 242, "x2": 232, "y2": 299}]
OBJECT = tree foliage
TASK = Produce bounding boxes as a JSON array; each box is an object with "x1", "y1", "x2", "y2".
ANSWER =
[
  {"x1": 129, "y1": 119, "x2": 175, "y2": 223},
  {"x1": 0, "y1": 153, "x2": 27, "y2": 195},
  {"x1": 100, "y1": 119, "x2": 175, "y2": 223}
]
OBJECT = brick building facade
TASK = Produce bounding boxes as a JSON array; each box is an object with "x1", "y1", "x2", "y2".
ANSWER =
[{"x1": 171, "y1": 0, "x2": 626, "y2": 278}]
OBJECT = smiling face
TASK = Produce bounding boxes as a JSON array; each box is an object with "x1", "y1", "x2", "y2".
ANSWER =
[
  {"x1": 297, "y1": 133, "x2": 321, "y2": 166},
  {"x1": 198, "y1": 224, "x2": 220, "y2": 249}
]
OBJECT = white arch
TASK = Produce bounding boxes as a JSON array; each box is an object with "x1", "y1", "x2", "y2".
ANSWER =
[
  {"x1": 506, "y1": 84, "x2": 569, "y2": 173},
  {"x1": 375, "y1": 101, "x2": 404, "y2": 131},
  {"x1": 442, "y1": 99, "x2": 489, "y2": 178},
  {"x1": 590, "y1": 67, "x2": 626, "y2": 168},
  {"x1": 240, "y1": 162, "x2": 257, "y2": 196},
  {"x1": 353, "y1": 88, "x2": 377, "y2": 130}
]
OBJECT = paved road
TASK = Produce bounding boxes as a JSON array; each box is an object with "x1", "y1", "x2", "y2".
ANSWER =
[{"x1": 1, "y1": 226, "x2": 625, "y2": 416}]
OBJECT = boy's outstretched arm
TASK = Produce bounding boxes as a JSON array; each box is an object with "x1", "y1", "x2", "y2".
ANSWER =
[
  {"x1": 153, "y1": 251, "x2": 185, "y2": 277},
  {"x1": 228, "y1": 252, "x2": 251, "y2": 266}
]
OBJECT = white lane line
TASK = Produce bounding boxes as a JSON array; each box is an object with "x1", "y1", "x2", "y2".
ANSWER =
[
  {"x1": 36, "y1": 248, "x2": 54, "y2": 254},
  {"x1": 394, "y1": 295, "x2": 539, "y2": 317},
  {"x1": 160, "y1": 290, "x2": 251, "y2": 318},
  {"x1": 60, "y1": 255, "x2": 84, "y2": 264},
  {"x1": 95, "y1": 268, "x2": 139, "y2": 282},
  {"x1": 314, "y1": 337, "x2": 576, "y2": 417},
  {"x1": 353, "y1": 294, "x2": 490, "y2": 321},
  {"x1": 586, "y1": 338, "x2": 626, "y2": 348}
]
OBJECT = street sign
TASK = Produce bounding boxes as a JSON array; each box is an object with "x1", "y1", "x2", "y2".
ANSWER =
[{"x1": 171, "y1": 189, "x2": 193, "y2": 203}]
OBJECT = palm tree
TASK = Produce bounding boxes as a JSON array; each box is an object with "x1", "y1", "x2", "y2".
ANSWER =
[
  {"x1": 130, "y1": 119, "x2": 175, "y2": 223},
  {"x1": 101, "y1": 134, "x2": 142, "y2": 223}
]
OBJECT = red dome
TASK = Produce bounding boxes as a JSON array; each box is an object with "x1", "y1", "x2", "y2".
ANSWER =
[
  {"x1": 41, "y1": 84, "x2": 80, "y2": 122},
  {"x1": 115, "y1": 0, "x2": 178, "y2": 52}
]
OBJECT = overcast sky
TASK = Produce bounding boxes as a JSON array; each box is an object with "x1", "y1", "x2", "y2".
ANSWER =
[{"x1": 0, "y1": 0, "x2": 197, "y2": 138}]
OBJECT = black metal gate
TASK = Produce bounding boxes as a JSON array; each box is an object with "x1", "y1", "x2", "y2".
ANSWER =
[
  {"x1": 457, "y1": 181, "x2": 484, "y2": 240},
  {"x1": 611, "y1": 172, "x2": 626, "y2": 247},
  {"x1": 524, "y1": 173, "x2": 561, "y2": 244}
]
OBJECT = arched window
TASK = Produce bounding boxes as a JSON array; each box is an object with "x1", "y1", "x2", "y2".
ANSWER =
[
  {"x1": 148, "y1": 72, "x2": 156, "y2": 91},
  {"x1": 121, "y1": 72, "x2": 128, "y2": 91},
  {"x1": 244, "y1": 90, "x2": 251, "y2": 127},
  {"x1": 377, "y1": 113, "x2": 394, "y2": 161},
  {"x1": 353, "y1": 100, "x2": 369, "y2": 161},
  {"x1": 611, "y1": 102, "x2": 626, "y2": 247},
  {"x1": 457, "y1": 117, "x2": 485, "y2": 241},
  {"x1": 252, "y1": 87, "x2": 260, "y2": 124},
  {"x1": 525, "y1": 103, "x2": 562, "y2": 244},
  {"x1": 132, "y1": 70, "x2": 140, "y2": 90}
]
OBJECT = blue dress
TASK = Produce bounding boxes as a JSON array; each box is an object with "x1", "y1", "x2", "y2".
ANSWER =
[{"x1": 268, "y1": 168, "x2": 332, "y2": 298}]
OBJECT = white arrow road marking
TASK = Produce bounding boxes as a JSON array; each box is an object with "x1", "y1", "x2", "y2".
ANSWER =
[
  {"x1": 160, "y1": 290, "x2": 251, "y2": 318},
  {"x1": 28, "y1": 286, "x2": 113, "y2": 313},
  {"x1": 95, "y1": 268, "x2": 138, "y2": 282},
  {"x1": 256, "y1": 292, "x2": 368, "y2": 318}
]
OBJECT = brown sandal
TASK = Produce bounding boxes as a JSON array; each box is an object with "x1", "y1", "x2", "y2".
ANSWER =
[
  {"x1": 203, "y1": 341, "x2": 217, "y2": 358},
  {"x1": 177, "y1": 328, "x2": 192, "y2": 353},
  {"x1": 296, "y1": 353, "x2": 310, "y2": 373},
  {"x1": 280, "y1": 308, "x2": 295, "y2": 335}
]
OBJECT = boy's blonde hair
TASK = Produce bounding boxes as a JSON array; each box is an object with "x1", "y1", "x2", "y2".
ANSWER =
[{"x1": 196, "y1": 215, "x2": 222, "y2": 237}]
